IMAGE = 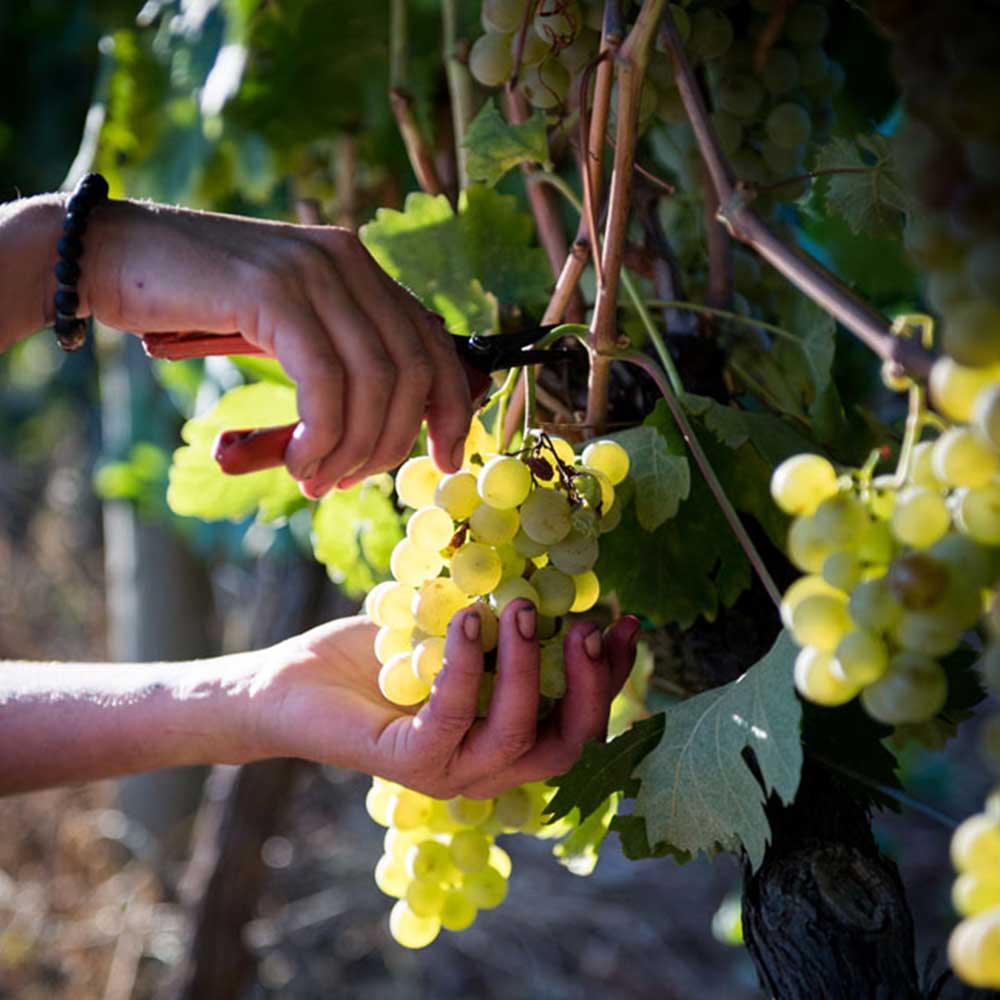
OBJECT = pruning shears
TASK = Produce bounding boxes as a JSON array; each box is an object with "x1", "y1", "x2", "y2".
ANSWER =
[{"x1": 142, "y1": 326, "x2": 575, "y2": 476}]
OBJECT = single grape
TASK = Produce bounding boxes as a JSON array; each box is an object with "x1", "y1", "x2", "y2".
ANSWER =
[
  {"x1": 766, "y1": 102, "x2": 811, "y2": 149},
  {"x1": 793, "y1": 646, "x2": 860, "y2": 706},
  {"x1": 848, "y1": 576, "x2": 903, "y2": 632},
  {"x1": 368, "y1": 581, "x2": 416, "y2": 630},
  {"x1": 833, "y1": 629, "x2": 890, "y2": 686},
  {"x1": 389, "y1": 899, "x2": 440, "y2": 948},
  {"x1": 491, "y1": 576, "x2": 540, "y2": 612},
  {"x1": 406, "y1": 879, "x2": 446, "y2": 918},
  {"x1": 389, "y1": 788, "x2": 434, "y2": 829},
  {"x1": 366, "y1": 782, "x2": 397, "y2": 827},
  {"x1": 932, "y1": 427, "x2": 999, "y2": 489},
  {"x1": 521, "y1": 59, "x2": 571, "y2": 109},
  {"x1": 956, "y1": 482, "x2": 1000, "y2": 545},
  {"x1": 451, "y1": 541, "x2": 503, "y2": 596},
  {"x1": 909, "y1": 440, "x2": 947, "y2": 491},
  {"x1": 407, "y1": 505, "x2": 455, "y2": 552},
  {"x1": 577, "y1": 466, "x2": 615, "y2": 511},
  {"x1": 781, "y1": 574, "x2": 845, "y2": 628},
  {"x1": 462, "y1": 865, "x2": 508, "y2": 909},
  {"x1": 531, "y1": 565, "x2": 576, "y2": 616},
  {"x1": 570, "y1": 570, "x2": 600, "y2": 612},
  {"x1": 446, "y1": 796, "x2": 494, "y2": 826},
  {"x1": 534, "y1": 0, "x2": 581, "y2": 44},
  {"x1": 890, "y1": 486, "x2": 951, "y2": 548},
  {"x1": 887, "y1": 552, "x2": 949, "y2": 610},
  {"x1": 375, "y1": 625, "x2": 414, "y2": 664},
  {"x1": 943, "y1": 301, "x2": 1000, "y2": 368},
  {"x1": 811, "y1": 495, "x2": 867, "y2": 549},
  {"x1": 761, "y1": 139, "x2": 803, "y2": 178},
  {"x1": 434, "y1": 471, "x2": 482, "y2": 520},
  {"x1": 599, "y1": 495, "x2": 623, "y2": 533},
  {"x1": 396, "y1": 456, "x2": 443, "y2": 509},
  {"x1": 947, "y1": 914, "x2": 1000, "y2": 990},
  {"x1": 928, "y1": 532, "x2": 1000, "y2": 591},
  {"x1": 581, "y1": 440, "x2": 630, "y2": 485},
  {"x1": 973, "y1": 383, "x2": 1000, "y2": 449},
  {"x1": 786, "y1": 515, "x2": 836, "y2": 573},
  {"x1": 374, "y1": 854, "x2": 409, "y2": 898},
  {"x1": 528, "y1": 431, "x2": 576, "y2": 469},
  {"x1": 412, "y1": 576, "x2": 470, "y2": 635},
  {"x1": 931, "y1": 358, "x2": 1000, "y2": 424},
  {"x1": 687, "y1": 8, "x2": 734, "y2": 60},
  {"x1": 494, "y1": 786, "x2": 534, "y2": 828},
  {"x1": 519, "y1": 487, "x2": 572, "y2": 545},
  {"x1": 469, "y1": 502, "x2": 520, "y2": 545},
  {"x1": 478, "y1": 456, "x2": 532, "y2": 509},
  {"x1": 497, "y1": 543, "x2": 528, "y2": 580},
  {"x1": 952, "y1": 814, "x2": 1000, "y2": 876},
  {"x1": 385, "y1": 826, "x2": 426, "y2": 859},
  {"x1": 791, "y1": 593, "x2": 852, "y2": 651},
  {"x1": 515, "y1": 27, "x2": 551, "y2": 67},
  {"x1": 860, "y1": 651, "x2": 948, "y2": 725},
  {"x1": 761, "y1": 46, "x2": 800, "y2": 94},
  {"x1": 770, "y1": 454, "x2": 839, "y2": 515},
  {"x1": 390, "y1": 538, "x2": 444, "y2": 587},
  {"x1": 482, "y1": 0, "x2": 526, "y2": 33},
  {"x1": 412, "y1": 636, "x2": 446, "y2": 684},
  {"x1": 469, "y1": 31, "x2": 514, "y2": 87},
  {"x1": 379, "y1": 652, "x2": 432, "y2": 706},
  {"x1": 717, "y1": 73, "x2": 764, "y2": 119},
  {"x1": 406, "y1": 839, "x2": 454, "y2": 882},
  {"x1": 512, "y1": 525, "x2": 547, "y2": 558},
  {"x1": 449, "y1": 829, "x2": 492, "y2": 873},
  {"x1": 953, "y1": 871, "x2": 1000, "y2": 918},
  {"x1": 440, "y1": 888, "x2": 478, "y2": 931},
  {"x1": 549, "y1": 529, "x2": 599, "y2": 575}
]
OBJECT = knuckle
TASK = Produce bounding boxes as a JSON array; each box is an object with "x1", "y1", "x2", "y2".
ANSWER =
[
  {"x1": 408, "y1": 352, "x2": 434, "y2": 386},
  {"x1": 494, "y1": 728, "x2": 534, "y2": 762},
  {"x1": 359, "y1": 357, "x2": 396, "y2": 388}
]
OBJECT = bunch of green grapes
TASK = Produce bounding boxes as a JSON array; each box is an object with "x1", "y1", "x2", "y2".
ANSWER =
[
  {"x1": 772, "y1": 355, "x2": 1000, "y2": 727},
  {"x1": 362, "y1": 420, "x2": 631, "y2": 947},
  {"x1": 871, "y1": 1, "x2": 1000, "y2": 367},
  {"x1": 949, "y1": 798, "x2": 1000, "y2": 988}
]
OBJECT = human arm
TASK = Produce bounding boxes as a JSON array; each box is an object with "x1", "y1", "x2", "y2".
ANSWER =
[
  {"x1": 0, "y1": 603, "x2": 640, "y2": 799},
  {"x1": 0, "y1": 193, "x2": 472, "y2": 495}
]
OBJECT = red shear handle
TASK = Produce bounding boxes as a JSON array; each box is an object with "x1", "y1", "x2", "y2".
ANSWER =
[{"x1": 213, "y1": 424, "x2": 297, "y2": 475}]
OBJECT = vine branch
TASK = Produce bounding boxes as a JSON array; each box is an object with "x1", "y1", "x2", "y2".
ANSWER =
[
  {"x1": 657, "y1": 7, "x2": 935, "y2": 380},
  {"x1": 442, "y1": 0, "x2": 474, "y2": 192}
]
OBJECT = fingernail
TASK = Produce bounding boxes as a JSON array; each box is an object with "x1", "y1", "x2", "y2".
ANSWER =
[
  {"x1": 584, "y1": 629, "x2": 603, "y2": 660},
  {"x1": 516, "y1": 606, "x2": 536, "y2": 640},
  {"x1": 451, "y1": 439, "x2": 465, "y2": 470},
  {"x1": 463, "y1": 610, "x2": 481, "y2": 641},
  {"x1": 302, "y1": 460, "x2": 320, "y2": 481}
]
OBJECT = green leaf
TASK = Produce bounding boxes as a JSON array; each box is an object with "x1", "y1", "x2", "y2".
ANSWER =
[
  {"x1": 463, "y1": 99, "x2": 551, "y2": 186},
  {"x1": 167, "y1": 383, "x2": 303, "y2": 523},
  {"x1": 311, "y1": 482, "x2": 404, "y2": 596},
  {"x1": 552, "y1": 797, "x2": 619, "y2": 876},
  {"x1": 359, "y1": 185, "x2": 551, "y2": 335},
  {"x1": 813, "y1": 133, "x2": 907, "y2": 238},
  {"x1": 545, "y1": 714, "x2": 666, "y2": 824},
  {"x1": 610, "y1": 814, "x2": 684, "y2": 861},
  {"x1": 606, "y1": 425, "x2": 690, "y2": 532},
  {"x1": 633, "y1": 631, "x2": 802, "y2": 870}
]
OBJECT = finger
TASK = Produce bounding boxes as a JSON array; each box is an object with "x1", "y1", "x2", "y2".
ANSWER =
[
  {"x1": 455, "y1": 620, "x2": 617, "y2": 798},
  {"x1": 606, "y1": 615, "x2": 642, "y2": 696},
  {"x1": 408, "y1": 608, "x2": 484, "y2": 762},
  {"x1": 263, "y1": 300, "x2": 346, "y2": 486},
  {"x1": 335, "y1": 266, "x2": 435, "y2": 488},
  {"x1": 421, "y1": 312, "x2": 475, "y2": 473},
  {"x1": 457, "y1": 599, "x2": 540, "y2": 776},
  {"x1": 303, "y1": 275, "x2": 397, "y2": 491}
]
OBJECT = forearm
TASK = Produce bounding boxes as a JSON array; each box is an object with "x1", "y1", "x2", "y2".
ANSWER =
[{"x1": 0, "y1": 651, "x2": 268, "y2": 796}]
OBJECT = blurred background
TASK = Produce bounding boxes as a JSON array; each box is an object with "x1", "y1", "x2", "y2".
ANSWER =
[{"x1": 0, "y1": 2, "x2": 996, "y2": 998}]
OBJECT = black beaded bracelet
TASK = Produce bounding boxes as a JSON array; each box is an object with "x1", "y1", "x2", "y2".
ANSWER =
[{"x1": 52, "y1": 172, "x2": 109, "y2": 352}]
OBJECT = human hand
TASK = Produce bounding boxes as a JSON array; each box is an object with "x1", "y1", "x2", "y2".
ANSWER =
[
  {"x1": 248, "y1": 604, "x2": 641, "y2": 799},
  {"x1": 84, "y1": 200, "x2": 473, "y2": 496}
]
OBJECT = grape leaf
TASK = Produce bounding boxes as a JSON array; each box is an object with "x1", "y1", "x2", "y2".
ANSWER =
[
  {"x1": 311, "y1": 482, "x2": 403, "y2": 596},
  {"x1": 463, "y1": 99, "x2": 551, "y2": 186},
  {"x1": 167, "y1": 383, "x2": 303, "y2": 523},
  {"x1": 633, "y1": 630, "x2": 802, "y2": 870},
  {"x1": 545, "y1": 714, "x2": 666, "y2": 824},
  {"x1": 359, "y1": 185, "x2": 551, "y2": 335},
  {"x1": 606, "y1": 425, "x2": 690, "y2": 532},
  {"x1": 610, "y1": 813, "x2": 684, "y2": 862},
  {"x1": 812, "y1": 133, "x2": 907, "y2": 238}
]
